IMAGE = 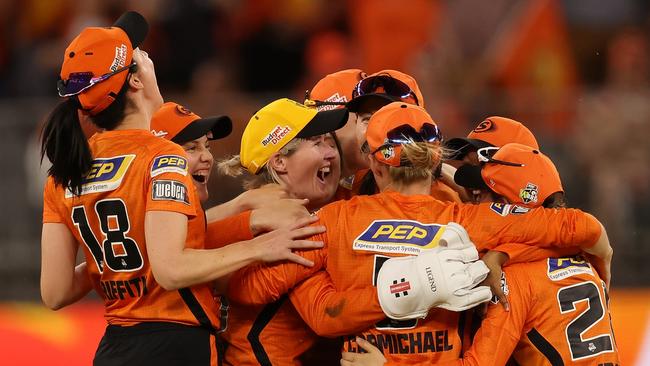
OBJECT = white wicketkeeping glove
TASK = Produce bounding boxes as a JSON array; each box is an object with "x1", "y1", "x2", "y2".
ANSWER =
[{"x1": 376, "y1": 222, "x2": 492, "y2": 320}]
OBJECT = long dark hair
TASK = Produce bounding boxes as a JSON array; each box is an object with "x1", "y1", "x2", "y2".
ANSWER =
[{"x1": 40, "y1": 76, "x2": 133, "y2": 196}]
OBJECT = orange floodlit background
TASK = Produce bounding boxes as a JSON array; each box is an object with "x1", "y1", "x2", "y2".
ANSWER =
[{"x1": 1, "y1": 0, "x2": 649, "y2": 364}]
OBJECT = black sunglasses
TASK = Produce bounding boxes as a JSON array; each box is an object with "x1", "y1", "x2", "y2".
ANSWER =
[
  {"x1": 57, "y1": 62, "x2": 137, "y2": 97},
  {"x1": 362, "y1": 123, "x2": 441, "y2": 154},
  {"x1": 352, "y1": 75, "x2": 419, "y2": 106}
]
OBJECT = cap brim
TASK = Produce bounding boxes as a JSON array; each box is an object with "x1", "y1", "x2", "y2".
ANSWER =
[
  {"x1": 296, "y1": 108, "x2": 349, "y2": 138},
  {"x1": 346, "y1": 94, "x2": 397, "y2": 113},
  {"x1": 113, "y1": 11, "x2": 149, "y2": 48},
  {"x1": 171, "y1": 116, "x2": 232, "y2": 144},
  {"x1": 453, "y1": 164, "x2": 488, "y2": 190},
  {"x1": 445, "y1": 138, "x2": 493, "y2": 160}
]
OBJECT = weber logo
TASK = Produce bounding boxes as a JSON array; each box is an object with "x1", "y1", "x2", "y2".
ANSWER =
[{"x1": 152, "y1": 180, "x2": 189, "y2": 204}]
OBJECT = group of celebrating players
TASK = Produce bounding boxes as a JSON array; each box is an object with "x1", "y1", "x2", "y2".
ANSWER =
[{"x1": 39, "y1": 11, "x2": 620, "y2": 366}]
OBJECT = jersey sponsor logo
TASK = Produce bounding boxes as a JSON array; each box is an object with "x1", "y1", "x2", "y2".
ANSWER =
[
  {"x1": 519, "y1": 182, "x2": 539, "y2": 204},
  {"x1": 151, "y1": 155, "x2": 188, "y2": 177},
  {"x1": 489, "y1": 202, "x2": 511, "y2": 216},
  {"x1": 344, "y1": 330, "x2": 453, "y2": 355},
  {"x1": 65, "y1": 155, "x2": 135, "y2": 197},
  {"x1": 510, "y1": 205, "x2": 531, "y2": 215},
  {"x1": 547, "y1": 256, "x2": 593, "y2": 281},
  {"x1": 490, "y1": 271, "x2": 510, "y2": 305},
  {"x1": 151, "y1": 129, "x2": 168, "y2": 137},
  {"x1": 261, "y1": 125, "x2": 292, "y2": 146},
  {"x1": 353, "y1": 220, "x2": 444, "y2": 255},
  {"x1": 152, "y1": 180, "x2": 189, "y2": 204}
]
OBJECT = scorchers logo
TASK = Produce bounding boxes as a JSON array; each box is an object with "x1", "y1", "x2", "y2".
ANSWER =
[{"x1": 261, "y1": 125, "x2": 292, "y2": 146}]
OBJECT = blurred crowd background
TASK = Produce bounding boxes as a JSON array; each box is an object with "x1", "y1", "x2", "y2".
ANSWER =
[{"x1": 1, "y1": 0, "x2": 650, "y2": 302}]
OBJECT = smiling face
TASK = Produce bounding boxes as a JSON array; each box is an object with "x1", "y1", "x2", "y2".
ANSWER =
[
  {"x1": 272, "y1": 134, "x2": 341, "y2": 210},
  {"x1": 180, "y1": 135, "x2": 214, "y2": 202}
]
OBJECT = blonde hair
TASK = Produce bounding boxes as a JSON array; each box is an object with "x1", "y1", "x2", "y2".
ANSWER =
[
  {"x1": 386, "y1": 141, "x2": 448, "y2": 184},
  {"x1": 217, "y1": 138, "x2": 305, "y2": 190}
]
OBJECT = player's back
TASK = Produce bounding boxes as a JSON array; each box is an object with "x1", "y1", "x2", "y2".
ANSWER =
[
  {"x1": 318, "y1": 191, "x2": 473, "y2": 364},
  {"x1": 43, "y1": 129, "x2": 220, "y2": 328},
  {"x1": 507, "y1": 257, "x2": 620, "y2": 365}
]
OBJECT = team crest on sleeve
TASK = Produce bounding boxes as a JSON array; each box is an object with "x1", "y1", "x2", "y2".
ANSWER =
[
  {"x1": 151, "y1": 155, "x2": 188, "y2": 177},
  {"x1": 152, "y1": 180, "x2": 189, "y2": 204},
  {"x1": 65, "y1": 155, "x2": 135, "y2": 197},
  {"x1": 353, "y1": 220, "x2": 444, "y2": 255},
  {"x1": 547, "y1": 256, "x2": 593, "y2": 281}
]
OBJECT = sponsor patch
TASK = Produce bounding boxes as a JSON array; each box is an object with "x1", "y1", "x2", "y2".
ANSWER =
[
  {"x1": 510, "y1": 205, "x2": 531, "y2": 215},
  {"x1": 547, "y1": 256, "x2": 593, "y2": 281},
  {"x1": 489, "y1": 203, "x2": 511, "y2": 216},
  {"x1": 151, "y1": 129, "x2": 168, "y2": 138},
  {"x1": 317, "y1": 93, "x2": 347, "y2": 112},
  {"x1": 151, "y1": 155, "x2": 188, "y2": 177},
  {"x1": 261, "y1": 125, "x2": 292, "y2": 146},
  {"x1": 110, "y1": 44, "x2": 128, "y2": 72},
  {"x1": 519, "y1": 182, "x2": 539, "y2": 204},
  {"x1": 152, "y1": 180, "x2": 189, "y2": 204},
  {"x1": 66, "y1": 155, "x2": 135, "y2": 197},
  {"x1": 353, "y1": 220, "x2": 444, "y2": 255},
  {"x1": 490, "y1": 272, "x2": 510, "y2": 305},
  {"x1": 390, "y1": 278, "x2": 411, "y2": 298}
]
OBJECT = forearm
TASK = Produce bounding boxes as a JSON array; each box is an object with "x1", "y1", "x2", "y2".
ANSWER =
[
  {"x1": 289, "y1": 274, "x2": 385, "y2": 337},
  {"x1": 155, "y1": 241, "x2": 260, "y2": 290},
  {"x1": 41, "y1": 262, "x2": 92, "y2": 310},
  {"x1": 205, "y1": 195, "x2": 248, "y2": 223}
]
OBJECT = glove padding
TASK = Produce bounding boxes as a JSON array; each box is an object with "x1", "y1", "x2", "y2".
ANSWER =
[{"x1": 376, "y1": 222, "x2": 492, "y2": 320}]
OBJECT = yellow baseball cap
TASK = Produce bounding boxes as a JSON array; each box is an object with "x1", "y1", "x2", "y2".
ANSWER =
[{"x1": 240, "y1": 98, "x2": 349, "y2": 174}]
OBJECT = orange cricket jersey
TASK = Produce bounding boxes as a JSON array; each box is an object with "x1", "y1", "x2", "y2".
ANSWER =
[
  {"x1": 440, "y1": 256, "x2": 620, "y2": 366},
  {"x1": 227, "y1": 191, "x2": 602, "y2": 364},
  {"x1": 222, "y1": 297, "x2": 318, "y2": 366},
  {"x1": 42, "y1": 129, "x2": 221, "y2": 329}
]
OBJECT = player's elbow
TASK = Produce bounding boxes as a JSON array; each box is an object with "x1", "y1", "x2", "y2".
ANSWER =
[
  {"x1": 41, "y1": 291, "x2": 68, "y2": 311},
  {"x1": 153, "y1": 272, "x2": 184, "y2": 291}
]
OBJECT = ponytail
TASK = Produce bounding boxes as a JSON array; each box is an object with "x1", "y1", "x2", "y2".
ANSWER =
[
  {"x1": 40, "y1": 72, "x2": 133, "y2": 196},
  {"x1": 40, "y1": 97, "x2": 92, "y2": 196}
]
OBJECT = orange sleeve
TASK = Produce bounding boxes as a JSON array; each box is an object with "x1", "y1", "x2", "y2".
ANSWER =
[
  {"x1": 430, "y1": 180, "x2": 462, "y2": 203},
  {"x1": 42, "y1": 178, "x2": 63, "y2": 223},
  {"x1": 436, "y1": 266, "x2": 531, "y2": 366},
  {"x1": 205, "y1": 211, "x2": 253, "y2": 249},
  {"x1": 226, "y1": 232, "x2": 328, "y2": 305},
  {"x1": 457, "y1": 204, "x2": 602, "y2": 251},
  {"x1": 145, "y1": 145, "x2": 197, "y2": 217},
  {"x1": 492, "y1": 243, "x2": 579, "y2": 264},
  {"x1": 288, "y1": 271, "x2": 384, "y2": 337}
]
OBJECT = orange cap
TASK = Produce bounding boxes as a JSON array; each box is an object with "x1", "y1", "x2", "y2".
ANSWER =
[
  {"x1": 366, "y1": 102, "x2": 440, "y2": 166},
  {"x1": 150, "y1": 102, "x2": 232, "y2": 143},
  {"x1": 346, "y1": 69, "x2": 425, "y2": 112},
  {"x1": 305, "y1": 69, "x2": 365, "y2": 111},
  {"x1": 454, "y1": 143, "x2": 563, "y2": 207},
  {"x1": 446, "y1": 116, "x2": 539, "y2": 160},
  {"x1": 59, "y1": 11, "x2": 148, "y2": 115}
]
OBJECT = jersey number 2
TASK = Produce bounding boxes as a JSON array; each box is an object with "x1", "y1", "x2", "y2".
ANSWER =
[
  {"x1": 72, "y1": 199, "x2": 144, "y2": 273},
  {"x1": 557, "y1": 281, "x2": 614, "y2": 361}
]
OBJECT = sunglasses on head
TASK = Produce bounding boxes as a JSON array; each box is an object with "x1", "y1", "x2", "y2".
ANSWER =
[
  {"x1": 57, "y1": 62, "x2": 137, "y2": 97},
  {"x1": 362, "y1": 123, "x2": 441, "y2": 154},
  {"x1": 352, "y1": 75, "x2": 419, "y2": 106},
  {"x1": 477, "y1": 147, "x2": 524, "y2": 167}
]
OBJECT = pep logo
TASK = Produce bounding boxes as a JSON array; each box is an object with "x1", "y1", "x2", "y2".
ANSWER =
[
  {"x1": 66, "y1": 155, "x2": 135, "y2": 197},
  {"x1": 353, "y1": 220, "x2": 444, "y2": 255},
  {"x1": 151, "y1": 155, "x2": 188, "y2": 177},
  {"x1": 547, "y1": 256, "x2": 593, "y2": 281}
]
